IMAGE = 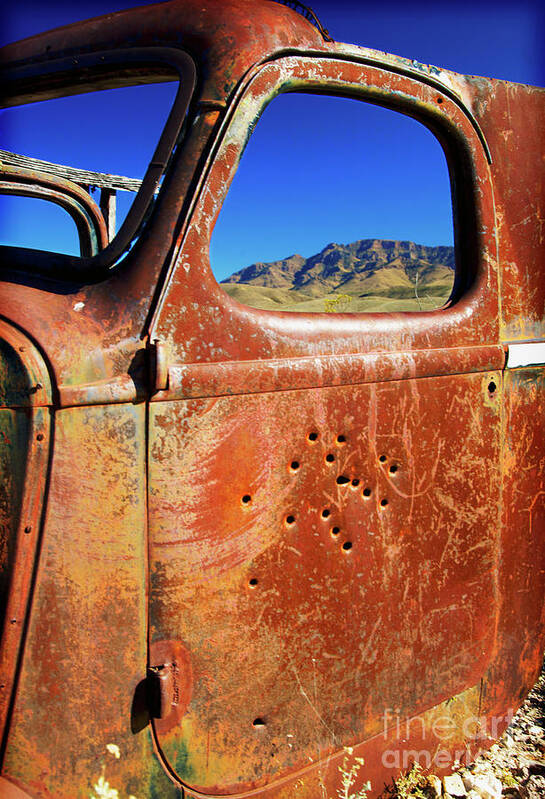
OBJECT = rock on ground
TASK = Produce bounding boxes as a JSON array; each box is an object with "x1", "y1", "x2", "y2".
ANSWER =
[
  {"x1": 461, "y1": 665, "x2": 545, "y2": 798},
  {"x1": 382, "y1": 664, "x2": 545, "y2": 797}
]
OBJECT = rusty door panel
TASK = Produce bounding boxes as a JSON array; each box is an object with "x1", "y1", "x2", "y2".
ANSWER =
[
  {"x1": 0, "y1": 403, "x2": 154, "y2": 799},
  {"x1": 484, "y1": 368, "x2": 545, "y2": 712},
  {"x1": 148, "y1": 371, "x2": 501, "y2": 793},
  {"x1": 468, "y1": 80, "x2": 545, "y2": 342},
  {"x1": 144, "y1": 31, "x2": 515, "y2": 795},
  {"x1": 0, "y1": 321, "x2": 52, "y2": 750},
  {"x1": 0, "y1": 408, "x2": 29, "y2": 647},
  {"x1": 158, "y1": 345, "x2": 506, "y2": 400},
  {"x1": 0, "y1": 405, "x2": 50, "y2": 751}
]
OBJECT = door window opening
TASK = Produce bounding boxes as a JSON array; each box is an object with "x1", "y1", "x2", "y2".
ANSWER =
[{"x1": 210, "y1": 93, "x2": 455, "y2": 314}]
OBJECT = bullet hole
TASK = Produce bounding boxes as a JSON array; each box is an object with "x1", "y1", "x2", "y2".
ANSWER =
[
  {"x1": 308, "y1": 431, "x2": 319, "y2": 442},
  {"x1": 351, "y1": 478, "x2": 360, "y2": 487},
  {"x1": 436, "y1": 96, "x2": 444, "y2": 103},
  {"x1": 389, "y1": 464, "x2": 398, "y2": 475},
  {"x1": 242, "y1": 494, "x2": 251, "y2": 504},
  {"x1": 379, "y1": 454, "x2": 387, "y2": 463},
  {"x1": 380, "y1": 498, "x2": 389, "y2": 507},
  {"x1": 336, "y1": 434, "x2": 346, "y2": 444},
  {"x1": 285, "y1": 514, "x2": 296, "y2": 526},
  {"x1": 253, "y1": 717, "x2": 266, "y2": 727},
  {"x1": 488, "y1": 381, "x2": 497, "y2": 394},
  {"x1": 363, "y1": 487, "x2": 372, "y2": 497},
  {"x1": 36, "y1": 433, "x2": 44, "y2": 441},
  {"x1": 321, "y1": 508, "x2": 331, "y2": 519},
  {"x1": 290, "y1": 460, "x2": 300, "y2": 471},
  {"x1": 325, "y1": 453, "x2": 335, "y2": 463},
  {"x1": 24, "y1": 526, "x2": 31, "y2": 534},
  {"x1": 248, "y1": 578, "x2": 258, "y2": 587},
  {"x1": 336, "y1": 475, "x2": 350, "y2": 485},
  {"x1": 331, "y1": 526, "x2": 340, "y2": 536},
  {"x1": 342, "y1": 541, "x2": 353, "y2": 551}
]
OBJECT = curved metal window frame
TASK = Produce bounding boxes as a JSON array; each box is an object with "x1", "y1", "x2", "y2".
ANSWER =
[
  {"x1": 150, "y1": 53, "x2": 498, "y2": 369},
  {"x1": 199, "y1": 56, "x2": 494, "y2": 318},
  {"x1": 0, "y1": 164, "x2": 109, "y2": 257}
]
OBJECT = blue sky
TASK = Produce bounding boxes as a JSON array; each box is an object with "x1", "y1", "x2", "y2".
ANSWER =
[
  {"x1": 1, "y1": 1, "x2": 543, "y2": 278},
  {"x1": 2, "y1": 1, "x2": 543, "y2": 85}
]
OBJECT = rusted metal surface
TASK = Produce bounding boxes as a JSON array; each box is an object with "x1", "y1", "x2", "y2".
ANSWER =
[
  {"x1": 149, "y1": 54, "x2": 500, "y2": 365},
  {"x1": 148, "y1": 372, "x2": 502, "y2": 793},
  {"x1": 0, "y1": 775, "x2": 36, "y2": 799},
  {"x1": 1, "y1": 404, "x2": 153, "y2": 799},
  {"x1": 0, "y1": 1, "x2": 543, "y2": 797},
  {"x1": 158, "y1": 345, "x2": 506, "y2": 401},
  {"x1": 467, "y1": 81, "x2": 545, "y2": 342},
  {"x1": 0, "y1": 321, "x2": 52, "y2": 772},
  {"x1": 482, "y1": 368, "x2": 545, "y2": 715}
]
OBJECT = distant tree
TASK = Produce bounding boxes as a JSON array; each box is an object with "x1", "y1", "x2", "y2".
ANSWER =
[{"x1": 324, "y1": 293, "x2": 353, "y2": 313}]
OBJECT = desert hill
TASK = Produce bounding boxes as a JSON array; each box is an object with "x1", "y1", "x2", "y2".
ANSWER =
[{"x1": 221, "y1": 239, "x2": 455, "y2": 312}]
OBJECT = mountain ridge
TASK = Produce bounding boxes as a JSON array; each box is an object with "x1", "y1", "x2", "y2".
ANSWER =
[{"x1": 220, "y1": 238, "x2": 455, "y2": 312}]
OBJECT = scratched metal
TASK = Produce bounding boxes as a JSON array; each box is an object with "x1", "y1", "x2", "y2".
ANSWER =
[
  {"x1": 0, "y1": 0, "x2": 502, "y2": 393},
  {"x1": 1, "y1": 405, "x2": 153, "y2": 799},
  {"x1": 468, "y1": 80, "x2": 545, "y2": 342},
  {"x1": 0, "y1": 321, "x2": 53, "y2": 755},
  {"x1": 0, "y1": 0, "x2": 543, "y2": 797},
  {"x1": 148, "y1": 372, "x2": 501, "y2": 793},
  {"x1": 479, "y1": 368, "x2": 545, "y2": 722},
  {"x1": 0, "y1": 407, "x2": 29, "y2": 707}
]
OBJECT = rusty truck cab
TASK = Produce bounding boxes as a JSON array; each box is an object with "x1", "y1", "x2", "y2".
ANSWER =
[{"x1": 0, "y1": 1, "x2": 544, "y2": 797}]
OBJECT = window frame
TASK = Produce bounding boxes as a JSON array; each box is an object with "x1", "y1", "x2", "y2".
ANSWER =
[
  {"x1": 151, "y1": 52, "x2": 500, "y2": 363},
  {"x1": 204, "y1": 57, "x2": 492, "y2": 318}
]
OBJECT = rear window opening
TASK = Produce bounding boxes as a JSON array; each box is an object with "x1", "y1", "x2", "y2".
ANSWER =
[
  {"x1": 0, "y1": 47, "x2": 195, "y2": 276},
  {"x1": 0, "y1": 80, "x2": 178, "y2": 257}
]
